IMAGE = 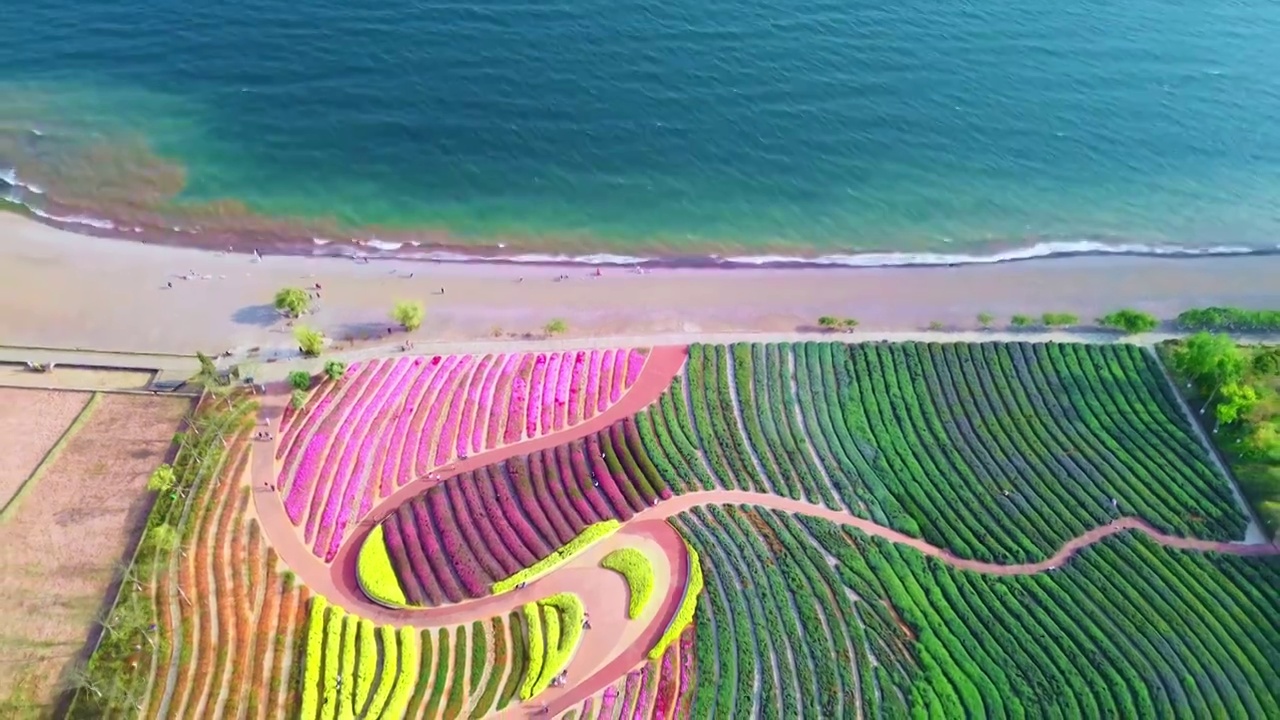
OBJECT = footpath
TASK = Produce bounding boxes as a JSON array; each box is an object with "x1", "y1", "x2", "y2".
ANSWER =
[{"x1": 5, "y1": 328, "x2": 1276, "y2": 392}]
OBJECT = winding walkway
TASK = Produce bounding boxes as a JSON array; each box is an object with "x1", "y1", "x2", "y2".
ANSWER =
[{"x1": 249, "y1": 343, "x2": 1279, "y2": 718}]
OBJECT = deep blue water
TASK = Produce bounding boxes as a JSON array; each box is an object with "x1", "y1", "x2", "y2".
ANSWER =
[{"x1": 2, "y1": 0, "x2": 1280, "y2": 257}]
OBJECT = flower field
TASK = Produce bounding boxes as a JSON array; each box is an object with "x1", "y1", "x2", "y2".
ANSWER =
[
  {"x1": 675, "y1": 504, "x2": 1279, "y2": 719},
  {"x1": 364, "y1": 421, "x2": 673, "y2": 606},
  {"x1": 276, "y1": 349, "x2": 647, "y2": 561},
  {"x1": 674, "y1": 342, "x2": 1248, "y2": 561},
  {"x1": 65, "y1": 338, "x2": 1280, "y2": 720}
]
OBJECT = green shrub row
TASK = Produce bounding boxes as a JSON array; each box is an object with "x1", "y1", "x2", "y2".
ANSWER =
[
  {"x1": 298, "y1": 597, "x2": 424, "y2": 719},
  {"x1": 677, "y1": 504, "x2": 1280, "y2": 718},
  {"x1": 1177, "y1": 306, "x2": 1280, "y2": 333},
  {"x1": 520, "y1": 593, "x2": 585, "y2": 700},
  {"x1": 600, "y1": 548, "x2": 655, "y2": 618},
  {"x1": 824, "y1": 341, "x2": 1243, "y2": 562},
  {"x1": 492, "y1": 520, "x2": 620, "y2": 594}
]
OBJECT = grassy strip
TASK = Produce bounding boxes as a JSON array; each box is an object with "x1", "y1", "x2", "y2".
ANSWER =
[
  {"x1": 0, "y1": 392, "x2": 101, "y2": 522},
  {"x1": 600, "y1": 548, "x2": 655, "y2": 619},
  {"x1": 648, "y1": 540, "x2": 704, "y2": 661},
  {"x1": 492, "y1": 520, "x2": 620, "y2": 594}
]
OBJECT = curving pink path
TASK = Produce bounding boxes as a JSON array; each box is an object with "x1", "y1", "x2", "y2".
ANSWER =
[{"x1": 250, "y1": 344, "x2": 1278, "y2": 718}]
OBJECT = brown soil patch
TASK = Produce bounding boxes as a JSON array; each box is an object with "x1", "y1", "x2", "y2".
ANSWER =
[
  {"x1": 0, "y1": 364, "x2": 155, "y2": 391},
  {"x1": 0, "y1": 394, "x2": 190, "y2": 714},
  {"x1": 0, "y1": 388, "x2": 91, "y2": 511}
]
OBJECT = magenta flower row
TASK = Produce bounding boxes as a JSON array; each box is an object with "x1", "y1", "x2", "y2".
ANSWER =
[
  {"x1": 305, "y1": 358, "x2": 398, "y2": 544},
  {"x1": 275, "y1": 347, "x2": 645, "y2": 561}
]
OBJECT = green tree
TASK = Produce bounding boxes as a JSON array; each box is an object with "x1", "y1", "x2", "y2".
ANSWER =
[
  {"x1": 817, "y1": 316, "x2": 840, "y2": 330},
  {"x1": 544, "y1": 319, "x2": 568, "y2": 337},
  {"x1": 287, "y1": 370, "x2": 313, "y2": 392},
  {"x1": 1010, "y1": 314, "x2": 1034, "y2": 328},
  {"x1": 290, "y1": 389, "x2": 308, "y2": 410},
  {"x1": 840, "y1": 318, "x2": 859, "y2": 331},
  {"x1": 323, "y1": 360, "x2": 348, "y2": 381},
  {"x1": 1173, "y1": 332, "x2": 1246, "y2": 395},
  {"x1": 294, "y1": 325, "x2": 325, "y2": 357},
  {"x1": 146, "y1": 523, "x2": 179, "y2": 555},
  {"x1": 391, "y1": 300, "x2": 425, "y2": 331},
  {"x1": 1215, "y1": 382, "x2": 1260, "y2": 428},
  {"x1": 1098, "y1": 308, "x2": 1159, "y2": 335},
  {"x1": 274, "y1": 287, "x2": 311, "y2": 318},
  {"x1": 147, "y1": 464, "x2": 176, "y2": 494},
  {"x1": 977, "y1": 312, "x2": 994, "y2": 329}
]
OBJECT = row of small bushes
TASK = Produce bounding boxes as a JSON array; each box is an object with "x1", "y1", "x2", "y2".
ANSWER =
[{"x1": 812, "y1": 306, "x2": 1279, "y2": 336}]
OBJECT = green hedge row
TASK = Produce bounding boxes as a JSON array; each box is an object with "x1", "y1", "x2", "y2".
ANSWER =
[{"x1": 676, "y1": 504, "x2": 1279, "y2": 719}]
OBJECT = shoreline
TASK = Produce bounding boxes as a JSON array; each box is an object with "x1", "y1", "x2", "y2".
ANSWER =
[
  {"x1": 2, "y1": 211, "x2": 1279, "y2": 356},
  {"x1": 3, "y1": 189, "x2": 1278, "y2": 270}
]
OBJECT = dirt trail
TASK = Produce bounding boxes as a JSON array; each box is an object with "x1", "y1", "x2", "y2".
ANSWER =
[{"x1": 250, "y1": 342, "x2": 1278, "y2": 718}]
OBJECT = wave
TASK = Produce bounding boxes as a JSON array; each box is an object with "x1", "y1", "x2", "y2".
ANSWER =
[
  {"x1": 0, "y1": 187, "x2": 115, "y2": 230},
  {"x1": 1, "y1": 166, "x2": 45, "y2": 194},
  {"x1": 717, "y1": 239, "x2": 1271, "y2": 268},
  {"x1": 320, "y1": 238, "x2": 1271, "y2": 269},
  {"x1": 2, "y1": 188, "x2": 1274, "y2": 269}
]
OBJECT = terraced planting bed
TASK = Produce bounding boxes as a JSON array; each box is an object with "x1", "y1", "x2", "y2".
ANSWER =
[{"x1": 64, "y1": 340, "x2": 1278, "y2": 719}]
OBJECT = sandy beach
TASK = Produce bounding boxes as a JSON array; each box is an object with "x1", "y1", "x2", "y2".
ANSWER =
[{"x1": 1, "y1": 212, "x2": 1278, "y2": 355}]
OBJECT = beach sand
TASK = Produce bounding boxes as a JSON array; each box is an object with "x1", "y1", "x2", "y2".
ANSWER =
[{"x1": 1, "y1": 212, "x2": 1278, "y2": 355}]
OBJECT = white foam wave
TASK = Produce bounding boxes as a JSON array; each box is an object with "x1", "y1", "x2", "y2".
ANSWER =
[
  {"x1": 722, "y1": 240, "x2": 1266, "y2": 267},
  {"x1": 361, "y1": 238, "x2": 404, "y2": 251},
  {"x1": 1, "y1": 167, "x2": 45, "y2": 194},
  {"x1": 308, "y1": 238, "x2": 1272, "y2": 268},
  {"x1": 311, "y1": 237, "x2": 332, "y2": 245},
  {"x1": 27, "y1": 204, "x2": 116, "y2": 230}
]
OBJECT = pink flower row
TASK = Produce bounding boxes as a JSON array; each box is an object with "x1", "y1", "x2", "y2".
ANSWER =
[{"x1": 274, "y1": 347, "x2": 647, "y2": 560}]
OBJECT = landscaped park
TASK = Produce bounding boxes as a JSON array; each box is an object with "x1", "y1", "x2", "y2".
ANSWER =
[{"x1": 5, "y1": 306, "x2": 1278, "y2": 719}]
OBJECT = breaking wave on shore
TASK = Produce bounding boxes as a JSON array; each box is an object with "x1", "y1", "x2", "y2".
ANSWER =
[{"x1": 4, "y1": 165, "x2": 1276, "y2": 270}]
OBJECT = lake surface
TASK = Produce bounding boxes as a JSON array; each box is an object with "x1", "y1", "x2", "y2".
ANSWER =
[{"x1": 3, "y1": 0, "x2": 1279, "y2": 262}]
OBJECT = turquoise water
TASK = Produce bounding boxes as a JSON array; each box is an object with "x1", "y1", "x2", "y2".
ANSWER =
[{"x1": 2, "y1": 0, "x2": 1280, "y2": 258}]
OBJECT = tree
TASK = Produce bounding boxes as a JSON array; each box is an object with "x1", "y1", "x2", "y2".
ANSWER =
[
  {"x1": 928, "y1": 321, "x2": 944, "y2": 331},
  {"x1": 391, "y1": 300, "x2": 425, "y2": 331},
  {"x1": 818, "y1": 316, "x2": 840, "y2": 330},
  {"x1": 544, "y1": 319, "x2": 568, "y2": 337},
  {"x1": 274, "y1": 287, "x2": 311, "y2": 318},
  {"x1": 1098, "y1": 309, "x2": 1159, "y2": 335},
  {"x1": 977, "y1": 312, "x2": 994, "y2": 329},
  {"x1": 1010, "y1": 314, "x2": 1035, "y2": 328},
  {"x1": 840, "y1": 318, "x2": 859, "y2": 332},
  {"x1": 287, "y1": 370, "x2": 313, "y2": 392},
  {"x1": 291, "y1": 389, "x2": 308, "y2": 410},
  {"x1": 323, "y1": 360, "x2": 348, "y2": 381},
  {"x1": 1173, "y1": 332, "x2": 1246, "y2": 397},
  {"x1": 146, "y1": 523, "x2": 179, "y2": 555},
  {"x1": 147, "y1": 464, "x2": 176, "y2": 494},
  {"x1": 294, "y1": 325, "x2": 325, "y2": 357},
  {"x1": 1215, "y1": 382, "x2": 1260, "y2": 428}
]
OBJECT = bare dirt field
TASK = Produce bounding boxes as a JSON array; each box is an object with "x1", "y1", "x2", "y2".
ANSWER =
[
  {"x1": 0, "y1": 364, "x2": 156, "y2": 391},
  {"x1": 0, "y1": 388, "x2": 91, "y2": 513},
  {"x1": 0, "y1": 394, "x2": 191, "y2": 715}
]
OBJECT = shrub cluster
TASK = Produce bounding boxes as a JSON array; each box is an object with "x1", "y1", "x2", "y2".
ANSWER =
[
  {"x1": 1177, "y1": 306, "x2": 1280, "y2": 332},
  {"x1": 600, "y1": 547, "x2": 655, "y2": 618}
]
